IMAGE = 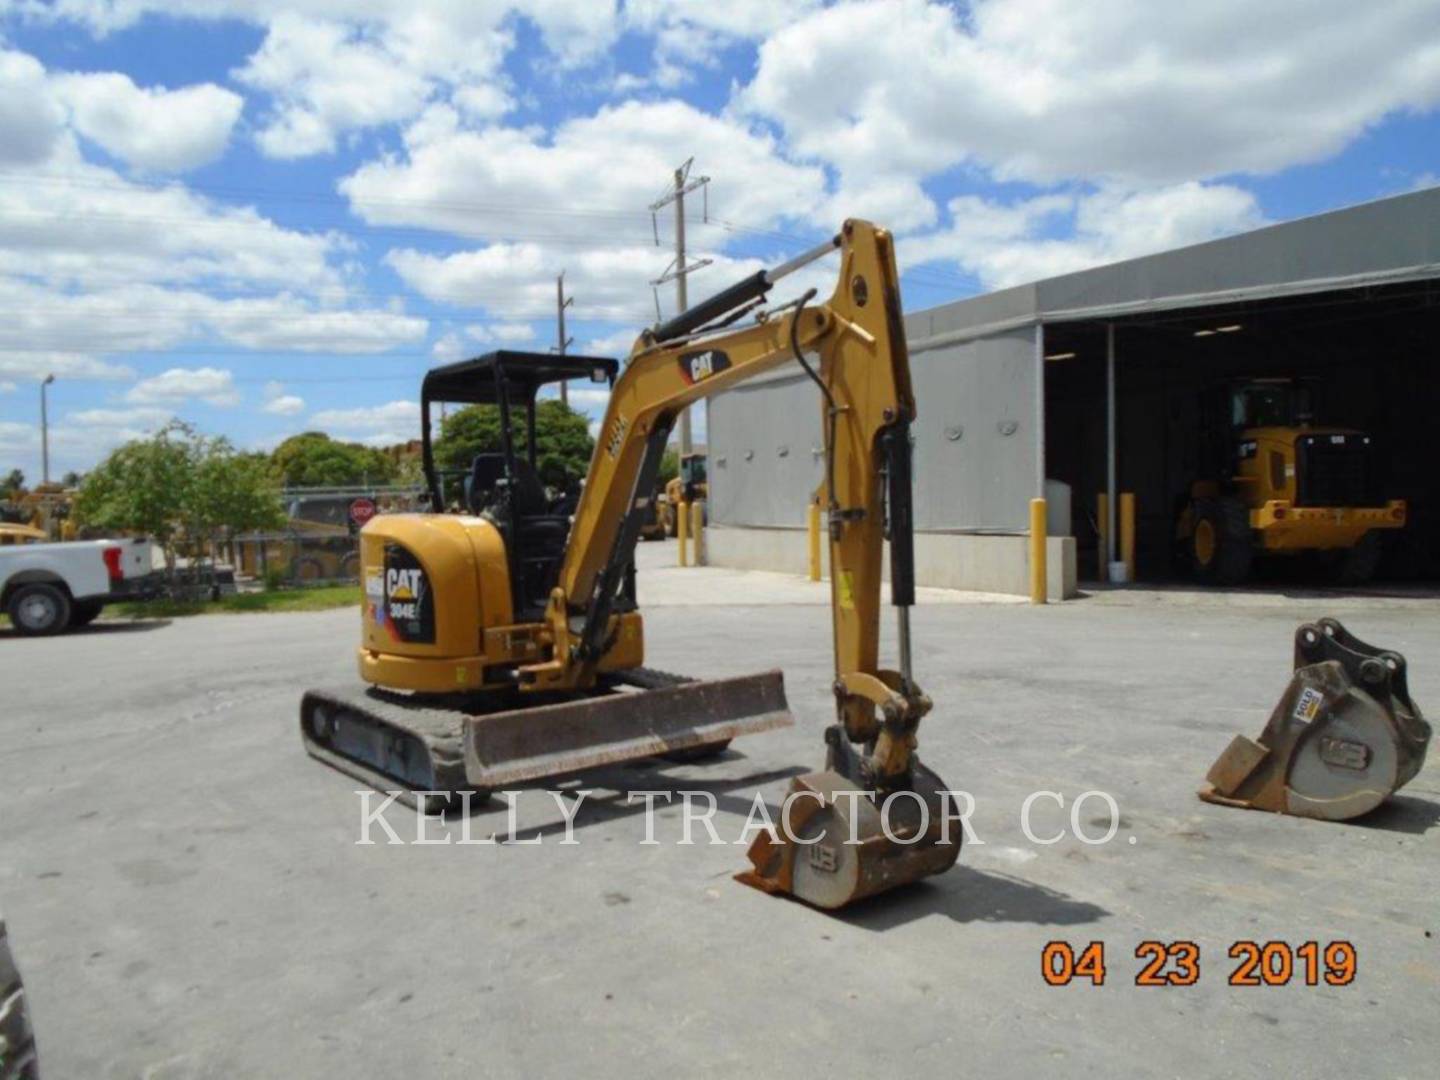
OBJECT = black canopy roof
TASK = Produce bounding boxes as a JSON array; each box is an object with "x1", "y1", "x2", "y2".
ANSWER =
[{"x1": 421, "y1": 351, "x2": 619, "y2": 406}]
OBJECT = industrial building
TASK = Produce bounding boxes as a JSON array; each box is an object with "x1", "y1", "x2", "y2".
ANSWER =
[{"x1": 704, "y1": 186, "x2": 1440, "y2": 597}]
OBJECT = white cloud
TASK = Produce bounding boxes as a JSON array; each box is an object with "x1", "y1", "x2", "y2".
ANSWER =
[
  {"x1": 309, "y1": 400, "x2": 420, "y2": 448},
  {"x1": 388, "y1": 240, "x2": 770, "y2": 324},
  {"x1": 0, "y1": 150, "x2": 346, "y2": 293},
  {"x1": 124, "y1": 366, "x2": 240, "y2": 407},
  {"x1": 342, "y1": 98, "x2": 824, "y2": 243},
  {"x1": 0, "y1": 353, "x2": 133, "y2": 386},
  {"x1": 468, "y1": 322, "x2": 537, "y2": 345},
  {"x1": 67, "y1": 406, "x2": 174, "y2": 428},
  {"x1": 260, "y1": 380, "x2": 305, "y2": 415},
  {"x1": 0, "y1": 278, "x2": 426, "y2": 362},
  {"x1": 305, "y1": 403, "x2": 414, "y2": 432},
  {"x1": 741, "y1": 0, "x2": 1440, "y2": 199},
  {"x1": 235, "y1": 13, "x2": 460, "y2": 158},
  {"x1": 52, "y1": 71, "x2": 242, "y2": 172},
  {"x1": 262, "y1": 380, "x2": 306, "y2": 417},
  {"x1": 583, "y1": 328, "x2": 643, "y2": 357},
  {"x1": 263, "y1": 394, "x2": 305, "y2": 416},
  {"x1": 0, "y1": 48, "x2": 66, "y2": 166},
  {"x1": 904, "y1": 182, "x2": 1265, "y2": 290},
  {"x1": 0, "y1": 381, "x2": 17, "y2": 394}
]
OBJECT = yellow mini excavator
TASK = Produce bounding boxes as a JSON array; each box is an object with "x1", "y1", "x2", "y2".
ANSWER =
[{"x1": 301, "y1": 220, "x2": 960, "y2": 908}]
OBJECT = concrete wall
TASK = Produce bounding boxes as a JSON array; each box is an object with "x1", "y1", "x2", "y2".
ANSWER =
[
  {"x1": 708, "y1": 326, "x2": 1041, "y2": 533},
  {"x1": 706, "y1": 525, "x2": 1077, "y2": 601}
]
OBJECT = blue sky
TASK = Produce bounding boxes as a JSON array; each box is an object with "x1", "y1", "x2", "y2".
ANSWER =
[{"x1": 0, "y1": 0, "x2": 1437, "y2": 479}]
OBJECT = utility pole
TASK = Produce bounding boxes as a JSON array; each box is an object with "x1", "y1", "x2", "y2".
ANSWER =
[
  {"x1": 555, "y1": 272, "x2": 574, "y2": 406},
  {"x1": 649, "y1": 158, "x2": 710, "y2": 455},
  {"x1": 40, "y1": 373, "x2": 54, "y2": 485}
]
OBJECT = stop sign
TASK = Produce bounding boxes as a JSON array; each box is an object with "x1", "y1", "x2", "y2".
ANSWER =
[{"x1": 349, "y1": 497, "x2": 377, "y2": 527}]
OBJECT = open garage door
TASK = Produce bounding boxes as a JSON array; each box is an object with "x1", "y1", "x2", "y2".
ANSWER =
[{"x1": 1043, "y1": 280, "x2": 1440, "y2": 584}]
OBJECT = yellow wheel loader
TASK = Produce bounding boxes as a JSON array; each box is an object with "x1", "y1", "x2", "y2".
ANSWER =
[
  {"x1": 661, "y1": 453, "x2": 706, "y2": 537},
  {"x1": 1201, "y1": 618, "x2": 1430, "y2": 820},
  {"x1": 1175, "y1": 378, "x2": 1405, "y2": 585},
  {"x1": 301, "y1": 220, "x2": 960, "y2": 909}
]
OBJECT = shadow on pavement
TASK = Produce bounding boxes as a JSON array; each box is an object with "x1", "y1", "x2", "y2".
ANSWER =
[
  {"x1": 837, "y1": 866, "x2": 1110, "y2": 930},
  {"x1": 456, "y1": 758, "x2": 809, "y2": 845},
  {"x1": 1350, "y1": 793, "x2": 1440, "y2": 835},
  {"x1": 0, "y1": 618, "x2": 172, "y2": 639}
]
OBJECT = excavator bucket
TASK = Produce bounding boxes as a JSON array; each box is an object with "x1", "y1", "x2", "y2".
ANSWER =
[
  {"x1": 301, "y1": 669, "x2": 793, "y2": 811},
  {"x1": 1199, "y1": 618, "x2": 1431, "y2": 821},
  {"x1": 737, "y1": 759, "x2": 962, "y2": 910}
]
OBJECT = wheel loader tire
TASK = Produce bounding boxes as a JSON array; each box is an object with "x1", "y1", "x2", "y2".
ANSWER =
[
  {"x1": 1336, "y1": 530, "x2": 1382, "y2": 585},
  {"x1": 1190, "y1": 497, "x2": 1252, "y2": 586},
  {"x1": 340, "y1": 552, "x2": 361, "y2": 581},
  {"x1": 7, "y1": 582, "x2": 71, "y2": 637},
  {"x1": 290, "y1": 556, "x2": 325, "y2": 583},
  {"x1": 69, "y1": 599, "x2": 103, "y2": 628},
  {"x1": 0, "y1": 918, "x2": 39, "y2": 1080}
]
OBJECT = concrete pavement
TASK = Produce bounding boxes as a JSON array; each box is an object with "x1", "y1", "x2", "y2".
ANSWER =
[{"x1": 1, "y1": 559, "x2": 1437, "y2": 1077}]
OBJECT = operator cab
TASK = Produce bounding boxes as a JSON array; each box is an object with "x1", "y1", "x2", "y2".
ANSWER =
[
  {"x1": 420, "y1": 351, "x2": 618, "y2": 616},
  {"x1": 1226, "y1": 377, "x2": 1318, "y2": 432}
]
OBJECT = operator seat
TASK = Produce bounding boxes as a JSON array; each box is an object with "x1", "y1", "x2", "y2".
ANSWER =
[{"x1": 465, "y1": 453, "x2": 507, "y2": 515}]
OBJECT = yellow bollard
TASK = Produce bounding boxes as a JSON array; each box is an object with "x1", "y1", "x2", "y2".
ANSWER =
[
  {"x1": 1096, "y1": 492, "x2": 1109, "y2": 582},
  {"x1": 690, "y1": 501, "x2": 705, "y2": 566},
  {"x1": 1029, "y1": 497, "x2": 1047, "y2": 605},
  {"x1": 1120, "y1": 492, "x2": 1136, "y2": 583},
  {"x1": 677, "y1": 498, "x2": 689, "y2": 567},
  {"x1": 807, "y1": 499, "x2": 822, "y2": 582}
]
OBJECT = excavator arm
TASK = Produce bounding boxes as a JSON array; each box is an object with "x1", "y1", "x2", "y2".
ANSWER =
[
  {"x1": 531, "y1": 222, "x2": 927, "y2": 783},
  {"x1": 527, "y1": 219, "x2": 958, "y2": 906}
]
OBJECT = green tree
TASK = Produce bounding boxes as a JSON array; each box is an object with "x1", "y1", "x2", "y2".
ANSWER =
[
  {"x1": 61, "y1": 470, "x2": 84, "y2": 487},
  {"x1": 191, "y1": 444, "x2": 288, "y2": 540},
  {"x1": 435, "y1": 399, "x2": 594, "y2": 490},
  {"x1": 74, "y1": 423, "x2": 285, "y2": 569},
  {"x1": 0, "y1": 469, "x2": 23, "y2": 499},
  {"x1": 269, "y1": 432, "x2": 398, "y2": 488},
  {"x1": 657, "y1": 449, "x2": 679, "y2": 487}
]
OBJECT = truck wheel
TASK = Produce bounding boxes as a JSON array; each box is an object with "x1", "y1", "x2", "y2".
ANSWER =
[
  {"x1": 1336, "y1": 530, "x2": 1382, "y2": 585},
  {"x1": 69, "y1": 599, "x2": 104, "y2": 628},
  {"x1": 7, "y1": 582, "x2": 72, "y2": 636},
  {"x1": 1190, "y1": 497, "x2": 1252, "y2": 586},
  {"x1": 340, "y1": 552, "x2": 361, "y2": 580},
  {"x1": 0, "y1": 917, "x2": 39, "y2": 1079}
]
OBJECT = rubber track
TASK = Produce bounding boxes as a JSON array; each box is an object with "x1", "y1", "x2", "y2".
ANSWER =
[{"x1": 0, "y1": 919, "x2": 38, "y2": 1080}]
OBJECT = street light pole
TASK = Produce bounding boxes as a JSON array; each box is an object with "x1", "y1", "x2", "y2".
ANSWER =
[{"x1": 41, "y1": 374, "x2": 55, "y2": 485}]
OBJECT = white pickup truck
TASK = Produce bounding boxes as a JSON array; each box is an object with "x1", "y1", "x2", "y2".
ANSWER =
[{"x1": 0, "y1": 536, "x2": 159, "y2": 635}]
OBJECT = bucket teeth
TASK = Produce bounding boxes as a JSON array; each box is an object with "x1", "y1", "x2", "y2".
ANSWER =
[{"x1": 1199, "y1": 619, "x2": 1431, "y2": 822}]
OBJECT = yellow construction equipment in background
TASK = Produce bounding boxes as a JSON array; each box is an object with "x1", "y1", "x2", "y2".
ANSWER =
[
  {"x1": 1201, "y1": 618, "x2": 1430, "y2": 820},
  {"x1": 1176, "y1": 378, "x2": 1405, "y2": 585},
  {"x1": 301, "y1": 220, "x2": 960, "y2": 909}
]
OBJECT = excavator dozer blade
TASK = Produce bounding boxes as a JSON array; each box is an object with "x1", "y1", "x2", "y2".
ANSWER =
[
  {"x1": 462, "y1": 670, "x2": 792, "y2": 788},
  {"x1": 1199, "y1": 618, "x2": 1431, "y2": 821},
  {"x1": 301, "y1": 669, "x2": 792, "y2": 811},
  {"x1": 737, "y1": 762, "x2": 961, "y2": 910}
]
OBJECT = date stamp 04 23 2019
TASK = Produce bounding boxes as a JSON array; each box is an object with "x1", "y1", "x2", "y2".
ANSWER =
[{"x1": 1041, "y1": 940, "x2": 1357, "y2": 988}]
